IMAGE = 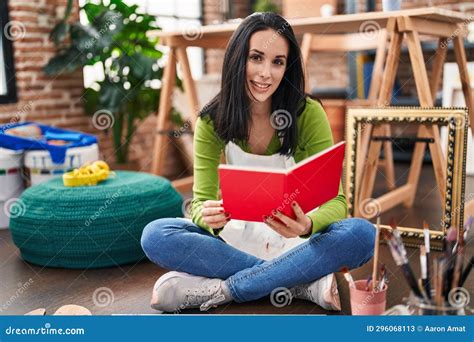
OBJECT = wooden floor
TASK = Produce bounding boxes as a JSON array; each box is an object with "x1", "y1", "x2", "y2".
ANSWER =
[{"x1": 0, "y1": 164, "x2": 472, "y2": 315}]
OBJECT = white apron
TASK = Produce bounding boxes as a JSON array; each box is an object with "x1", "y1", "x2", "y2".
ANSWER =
[{"x1": 219, "y1": 141, "x2": 307, "y2": 261}]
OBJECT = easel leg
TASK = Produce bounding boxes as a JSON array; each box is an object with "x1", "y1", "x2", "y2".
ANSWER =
[
  {"x1": 359, "y1": 18, "x2": 402, "y2": 205},
  {"x1": 403, "y1": 28, "x2": 446, "y2": 206}
]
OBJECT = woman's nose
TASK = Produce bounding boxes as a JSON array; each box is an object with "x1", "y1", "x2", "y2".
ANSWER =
[{"x1": 258, "y1": 62, "x2": 271, "y2": 79}]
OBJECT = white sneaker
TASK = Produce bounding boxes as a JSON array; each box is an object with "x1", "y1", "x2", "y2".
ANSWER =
[
  {"x1": 150, "y1": 271, "x2": 232, "y2": 313},
  {"x1": 292, "y1": 273, "x2": 341, "y2": 311}
]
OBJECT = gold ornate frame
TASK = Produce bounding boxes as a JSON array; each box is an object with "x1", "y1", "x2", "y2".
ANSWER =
[{"x1": 345, "y1": 107, "x2": 468, "y2": 249}]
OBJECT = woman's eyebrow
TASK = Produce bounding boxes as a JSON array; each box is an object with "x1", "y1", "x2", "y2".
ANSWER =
[{"x1": 249, "y1": 48, "x2": 287, "y2": 59}]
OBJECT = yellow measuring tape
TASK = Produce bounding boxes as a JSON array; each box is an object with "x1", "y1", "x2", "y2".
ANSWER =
[{"x1": 63, "y1": 160, "x2": 113, "y2": 187}]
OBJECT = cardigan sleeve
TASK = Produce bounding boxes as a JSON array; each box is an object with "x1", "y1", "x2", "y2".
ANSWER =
[{"x1": 190, "y1": 116, "x2": 225, "y2": 236}]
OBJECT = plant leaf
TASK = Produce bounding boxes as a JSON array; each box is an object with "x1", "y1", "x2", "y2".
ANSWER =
[{"x1": 49, "y1": 21, "x2": 70, "y2": 46}]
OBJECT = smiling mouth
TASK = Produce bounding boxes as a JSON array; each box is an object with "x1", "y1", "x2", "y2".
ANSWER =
[{"x1": 250, "y1": 80, "x2": 271, "y2": 89}]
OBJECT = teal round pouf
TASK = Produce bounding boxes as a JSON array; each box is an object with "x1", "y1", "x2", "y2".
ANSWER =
[{"x1": 9, "y1": 171, "x2": 183, "y2": 269}]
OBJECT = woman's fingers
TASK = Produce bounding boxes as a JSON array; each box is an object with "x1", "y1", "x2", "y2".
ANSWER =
[
  {"x1": 201, "y1": 199, "x2": 229, "y2": 228},
  {"x1": 272, "y1": 211, "x2": 308, "y2": 236},
  {"x1": 201, "y1": 207, "x2": 225, "y2": 217},
  {"x1": 291, "y1": 201, "x2": 306, "y2": 220},
  {"x1": 202, "y1": 200, "x2": 223, "y2": 208},
  {"x1": 204, "y1": 216, "x2": 229, "y2": 228},
  {"x1": 264, "y1": 215, "x2": 297, "y2": 238},
  {"x1": 204, "y1": 213, "x2": 229, "y2": 223}
]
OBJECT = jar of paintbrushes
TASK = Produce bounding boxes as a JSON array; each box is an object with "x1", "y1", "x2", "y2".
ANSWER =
[
  {"x1": 405, "y1": 289, "x2": 470, "y2": 315},
  {"x1": 385, "y1": 217, "x2": 473, "y2": 316}
]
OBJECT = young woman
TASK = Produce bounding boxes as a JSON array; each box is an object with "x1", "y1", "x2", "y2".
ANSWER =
[{"x1": 141, "y1": 12, "x2": 375, "y2": 313}]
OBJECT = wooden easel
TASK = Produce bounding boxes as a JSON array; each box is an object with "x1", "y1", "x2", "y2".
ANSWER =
[
  {"x1": 357, "y1": 16, "x2": 474, "y2": 218},
  {"x1": 300, "y1": 29, "x2": 396, "y2": 191}
]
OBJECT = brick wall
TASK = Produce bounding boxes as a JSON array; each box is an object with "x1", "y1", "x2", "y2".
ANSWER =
[{"x1": 0, "y1": 0, "x2": 186, "y2": 178}]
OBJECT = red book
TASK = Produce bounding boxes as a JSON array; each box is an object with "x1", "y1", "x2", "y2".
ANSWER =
[{"x1": 219, "y1": 141, "x2": 345, "y2": 222}]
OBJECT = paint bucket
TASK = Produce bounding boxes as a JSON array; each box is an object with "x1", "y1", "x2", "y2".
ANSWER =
[
  {"x1": 24, "y1": 144, "x2": 99, "y2": 186},
  {"x1": 0, "y1": 147, "x2": 24, "y2": 229},
  {"x1": 350, "y1": 279, "x2": 388, "y2": 315}
]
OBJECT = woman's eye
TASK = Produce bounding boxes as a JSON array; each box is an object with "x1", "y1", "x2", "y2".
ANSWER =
[
  {"x1": 249, "y1": 54, "x2": 262, "y2": 61},
  {"x1": 274, "y1": 59, "x2": 285, "y2": 66}
]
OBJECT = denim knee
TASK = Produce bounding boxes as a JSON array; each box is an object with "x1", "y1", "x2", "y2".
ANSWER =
[
  {"x1": 348, "y1": 217, "x2": 376, "y2": 265},
  {"x1": 330, "y1": 217, "x2": 375, "y2": 268},
  {"x1": 140, "y1": 217, "x2": 188, "y2": 266}
]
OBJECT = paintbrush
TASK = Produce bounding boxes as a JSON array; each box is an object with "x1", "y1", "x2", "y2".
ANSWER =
[
  {"x1": 451, "y1": 245, "x2": 464, "y2": 289},
  {"x1": 453, "y1": 216, "x2": 472, "y2": 253},
  {"x1": 417, "y1": 278, "x2": 431, "y2": 304},
  {"x1": 384, "y1": 221, "x2": 422, "y2": 297},
  {"x1": 371, "y1": 216, "x2": 381, "y2": 291},
  {"x1": 460, "y1": 256, "x2": 473, "y2": 287},
  {"x1": 419, "y1": 245, "x2": 431, "y2": 299},
  {"x1": 423, "y1": 221, "x2": 432, "y2": 294},
  {"x1": 437, "y1": 258, "x2": 447, "y2": 307},
  {"x1": 444, "y1": 226, "x2": 458, "y2": 297},
  {"x1": 341, "y1": 266, "x2": 356, "y2": 288},
  {"x1": 365, "y1": 275, "x2": 372, "y2": 292},
  {"x1": 378, "y1": 264, "x2": 386, "y2": 291}
]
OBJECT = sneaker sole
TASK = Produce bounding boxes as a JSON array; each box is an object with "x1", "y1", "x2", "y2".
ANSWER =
[{"x1": 150, "y1": 271, "x2": 202, "y2": 312}]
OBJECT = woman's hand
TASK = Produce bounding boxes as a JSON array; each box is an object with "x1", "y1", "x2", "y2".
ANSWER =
[
  {"x1": 201, "y1": 199, "x2": 231, "y2": 229},
  {"x1": 264, "y1": 201, "x2": 312, "y2": 238}
]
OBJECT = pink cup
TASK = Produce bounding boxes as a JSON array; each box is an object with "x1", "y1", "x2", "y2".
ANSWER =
[{"x1": 349, "y1": 279, "x2": 388, "y2": 315}]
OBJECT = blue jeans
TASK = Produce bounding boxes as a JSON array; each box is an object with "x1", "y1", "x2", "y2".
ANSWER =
[{"x1": 141, "y1": 217, "x2": 375, "y2": 303}]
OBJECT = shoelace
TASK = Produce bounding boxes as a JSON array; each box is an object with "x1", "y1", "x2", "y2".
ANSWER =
[
  {"x1": 200, "y1": 292, "x2": 227, "y2": 311},
  {"x1": 179, "y1": 283, "x2": 227, "y2": 312}
]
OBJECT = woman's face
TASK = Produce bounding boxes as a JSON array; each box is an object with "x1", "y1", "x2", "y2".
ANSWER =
[{"x1": 246, "y1": 29, "x2": 289, "y2": 104}]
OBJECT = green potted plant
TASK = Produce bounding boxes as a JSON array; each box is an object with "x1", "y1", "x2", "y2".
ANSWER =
[{"x1": 44, "y1": 0, "x2": 178, "y2": 165}]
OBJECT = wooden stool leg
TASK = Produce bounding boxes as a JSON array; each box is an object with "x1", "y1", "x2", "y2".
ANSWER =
[
  {"x1": 152, "y1": 49, "x2": 177, "y2": 175},
  {"x1": 176, "y1": 47, "x2": 200, "y2": 129},
  {"x1": 174, "y1": 47, "x2": 200, "y2": 174}
]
